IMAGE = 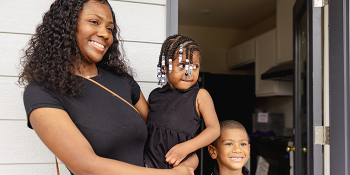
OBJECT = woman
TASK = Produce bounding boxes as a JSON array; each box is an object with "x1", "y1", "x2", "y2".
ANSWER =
[{"x1": 18, "y1": 0, "x2": 195, "y2": 174}]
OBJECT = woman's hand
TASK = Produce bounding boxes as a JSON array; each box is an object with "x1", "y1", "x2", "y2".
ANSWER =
[
  {"x1": 172, "y1": 165, "x2": 194, "y2": 175},
  {"x1": 165, "y1": 143, "x2": 189, "y2": 167}
]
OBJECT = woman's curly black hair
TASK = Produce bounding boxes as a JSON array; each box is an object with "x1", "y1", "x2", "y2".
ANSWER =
[{"x1": 18, "y1": 0, "x2": 132, "y2": 96}]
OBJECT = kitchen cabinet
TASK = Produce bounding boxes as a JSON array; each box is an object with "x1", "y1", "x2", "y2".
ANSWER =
[
  {"x1": 255, "y1": 29, "x2": 293, "y2": 97},
  {"x1": 276, "y1": 0, "x2": 296, "y2": 64},
  {"x1": 227, "y1": 39, "x2": 255, "y2": 69}
]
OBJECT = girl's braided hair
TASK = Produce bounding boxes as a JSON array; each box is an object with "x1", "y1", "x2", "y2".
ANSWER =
[
  {"x1": 18, "y1": 0, "x2": 132, "y2": 96},
  {"x1": 158, "y1": 34, "x2": 201, "y2": 68}
]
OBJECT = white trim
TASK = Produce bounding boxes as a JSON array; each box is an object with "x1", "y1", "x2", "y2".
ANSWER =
[
  {"x1": 323, "y1": 4, "x2": 330, "y2": 175},
  {"x1": 166, "y1": 0, "x2": 178, "y2": 36}
]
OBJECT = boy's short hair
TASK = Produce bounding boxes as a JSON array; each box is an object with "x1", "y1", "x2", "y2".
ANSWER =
[{"x1": 211, "y1": 120, "x2": 248, "y2": 147}]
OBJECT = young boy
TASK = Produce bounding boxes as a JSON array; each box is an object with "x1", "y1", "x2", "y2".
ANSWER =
[{"x1": 208, "y1": 120, "x2": 250, "y2": 175}]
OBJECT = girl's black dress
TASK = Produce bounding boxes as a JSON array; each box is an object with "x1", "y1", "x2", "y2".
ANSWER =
[{"x1": 144, "y1": 82, "x2": 202, "y2": 169}]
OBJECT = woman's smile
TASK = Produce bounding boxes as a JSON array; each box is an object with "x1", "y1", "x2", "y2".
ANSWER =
[{"x1": 90, "y1": 40, "x2": 106, "y2": 52}]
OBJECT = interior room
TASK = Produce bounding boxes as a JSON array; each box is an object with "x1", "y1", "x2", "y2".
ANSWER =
[{"x1": 178, "y1": 0, "x2": 295, "y2": 174}]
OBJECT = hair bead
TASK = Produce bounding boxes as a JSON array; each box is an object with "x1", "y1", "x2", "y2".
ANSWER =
[
  {"x1": 185, "y1": 57, "x2": 189, "y2": 78},
  {"x1": 179, "y1": 44, "x2": 183, "y2": 63},
  {"x1": 189, "y1": 60, "x2": 193, "y2": 77},
  {"x1": 168, "y1": 55, "x2": 172, "y2": 73},
  {"x1": 157, "y1": 63, "x2": 161, "y2": 85}
]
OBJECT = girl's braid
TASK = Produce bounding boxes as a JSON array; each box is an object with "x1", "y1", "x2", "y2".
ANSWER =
[
  {"x1": 187, "y1": 42, "x2": 200, "y2": 62},
  {"x1": 158, "y1": 35, "x2": 179, "y2": 65},
  {"x1": 167, "y1": 37, "x2": 193, "y2": 65}
]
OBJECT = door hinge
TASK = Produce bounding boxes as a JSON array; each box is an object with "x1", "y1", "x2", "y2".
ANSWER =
[
  {"x1": 314, "y1": 0, "x2": 328, "y2": 7},
  {"x1": 315, "y1": 126, "x2": 330, "y2": 145}
]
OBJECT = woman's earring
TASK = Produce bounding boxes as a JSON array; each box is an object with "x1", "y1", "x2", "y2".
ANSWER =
[{"x1": 179, "y1": 44, "x2": 183, "y2": 63}]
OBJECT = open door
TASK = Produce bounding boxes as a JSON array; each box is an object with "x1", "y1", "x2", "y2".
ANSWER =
[{"x1": 293, "y1": 0, "x2": 323, "y2": 174}]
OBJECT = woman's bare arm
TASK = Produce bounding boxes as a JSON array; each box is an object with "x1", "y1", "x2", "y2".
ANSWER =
[
  {"x1": 135, "y1": 90, "x2": 149, "y2": 122},
  {"x1": 30, "y1": 107, "x2": 191, "y2": 175}
]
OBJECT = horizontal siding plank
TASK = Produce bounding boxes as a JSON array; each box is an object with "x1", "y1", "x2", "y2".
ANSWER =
[
  {"x1": 0, "y1": 77, "x2": 26, "y2": 120},
  {"x1": 0, "y1": 33, "x2": 31, "y2": 76},
  {"x1": 0, "y1": 1, "x2": 166, "y2": 43},
  {"x1": 124, "y1": 41, "x2": 162, "y2": 82},
  {"x1": 0, "y1": 164, "x2": 70, "y2": 175},
  {"x1": 0, "y1": 0, "x2": 55, "y2": 34},
  {"x1": 110, "y1": 1, "x2": 166, "y2": 43},
  {"x1": 0, "y1": 121, "x2": 56, "y2": 163}
]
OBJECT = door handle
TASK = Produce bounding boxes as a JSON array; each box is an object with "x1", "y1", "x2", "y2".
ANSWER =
[
  {"x1": 286, "y1": 146, "x2": 295, "y2": 152},
  {"x1": 286, "y1": 146, "x2": 307, "y2": 153}
]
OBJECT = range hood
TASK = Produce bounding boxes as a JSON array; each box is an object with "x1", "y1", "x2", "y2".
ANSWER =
[{"x1": 261, "y1": 61, "x2": 294, "y2": 81}]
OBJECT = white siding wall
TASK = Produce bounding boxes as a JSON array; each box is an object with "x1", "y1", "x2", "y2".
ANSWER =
[{"x1": 0, "y1": 0, "x2": 165, "y2": 174}]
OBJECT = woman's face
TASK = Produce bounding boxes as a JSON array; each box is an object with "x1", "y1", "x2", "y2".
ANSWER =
[{"x1": 75, "y1": 1, "x2": 114, "y2": 65}]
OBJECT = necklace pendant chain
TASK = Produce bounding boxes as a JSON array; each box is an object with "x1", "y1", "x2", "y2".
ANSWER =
[{"x1": 81, "y1": 67, "x2": 97, "y2": 79}]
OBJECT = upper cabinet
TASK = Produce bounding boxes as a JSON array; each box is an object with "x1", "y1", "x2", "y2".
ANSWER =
[
  {"x1": 276, "y1": 0, "x2": 296, "y2": 64},
  {"x1": 255, "y1": 29, "x2": 293, "y2": 97},
  {"x1": 227, "y1": 39, "x2": 255, "y2": 69}
]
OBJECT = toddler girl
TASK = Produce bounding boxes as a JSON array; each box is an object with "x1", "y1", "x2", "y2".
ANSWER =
[{"x1": 144, "y1": 34, "x2": 220, "y2": 169}]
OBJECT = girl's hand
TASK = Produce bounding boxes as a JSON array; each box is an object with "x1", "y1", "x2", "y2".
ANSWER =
[
  {"x1": 172, "y1": 165, "x2": 194, "y2": 175},
  {"x1": 165, "y1": 143, "x2": 189, "y2": 167}
]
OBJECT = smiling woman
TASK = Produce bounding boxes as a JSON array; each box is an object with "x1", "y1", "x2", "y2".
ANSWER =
[{"x1": 17, "y1": 0, "x2": 194, "y2": 175}]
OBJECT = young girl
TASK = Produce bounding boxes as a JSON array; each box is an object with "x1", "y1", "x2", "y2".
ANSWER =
[{"x1": 144, "y1": 34, "x2": 220, "y2": 169}]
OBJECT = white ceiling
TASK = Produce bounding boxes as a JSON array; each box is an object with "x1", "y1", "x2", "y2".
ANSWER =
[{"x1": 179, "y1": 0, "x2": 277, "y2": 29}]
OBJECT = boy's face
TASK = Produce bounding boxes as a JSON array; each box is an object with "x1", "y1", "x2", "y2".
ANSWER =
[{"x1": 208, "y1": 129, "x2": 250, "y2": 172}]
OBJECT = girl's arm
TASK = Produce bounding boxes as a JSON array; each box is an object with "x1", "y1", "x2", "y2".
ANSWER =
[
  {"x1": 165, "y1": 89, "x2": 220, "y2": 167},
  {"x1": 30, "y1": 107, "x2": 192, "y2": 175},
  {"x1": 135, "y1": 90, "x2": 149, "y2": 122}
]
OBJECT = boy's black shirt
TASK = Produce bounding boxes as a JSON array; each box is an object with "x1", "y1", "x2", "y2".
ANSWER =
[{"x1": 211, "y1": 163, "x2": 250, "y2": 175}]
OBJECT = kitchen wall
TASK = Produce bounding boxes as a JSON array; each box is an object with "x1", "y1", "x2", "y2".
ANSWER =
[
  {"x1": 246, "y1": 15, "x2": 277, "y2": 42},
  {"x1": 179, "y1": 25, "x2": 250, "y2": 74},
  {"x1": 180, "y1": 15, "x2": 293, "y2": 136},
  {"x1": 179, "y1": 15, "x2": 276, "y2": 75},
  {"x1": 255, "y1": 96, "x2": 293, "y2": 135}
]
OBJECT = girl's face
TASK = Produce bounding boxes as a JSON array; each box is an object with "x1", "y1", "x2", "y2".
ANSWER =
[
  {"x1": 75, "y1": 1, "x2": 114, "y2": 65},
  {"x1": 166, "y1": 49, "x2": 200, "y2": 90}
]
